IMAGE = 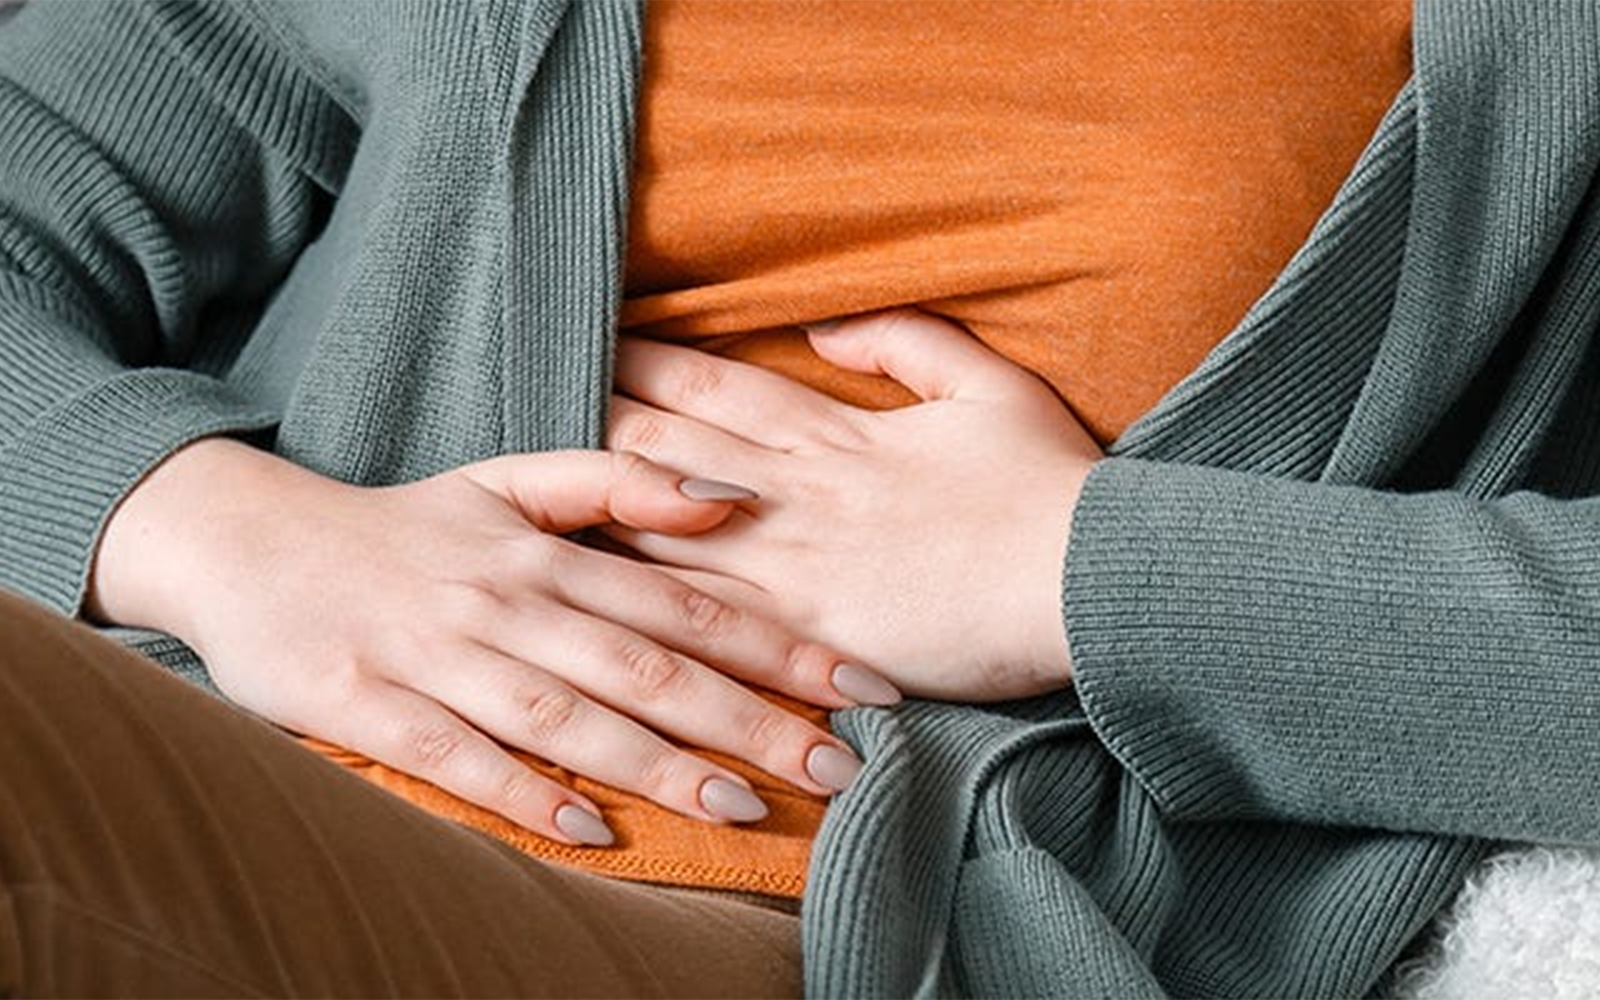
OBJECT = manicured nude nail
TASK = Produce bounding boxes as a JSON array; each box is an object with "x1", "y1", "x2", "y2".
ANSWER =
[
  {"x1": 831, "y1": 663, "x2": 902, "y2": 706},
  {"x1": 679, "y1": 478, "x2": 761, "y2": 502},
  {"x1": 806, "y1": 745, "x2": 862, "y2": 792},
  {"x1": 554, "y1": 804, "x2": 616, "y2": 847},
  {"x1": 700, "y1": 777, "x2": 769, "y2": 823}
]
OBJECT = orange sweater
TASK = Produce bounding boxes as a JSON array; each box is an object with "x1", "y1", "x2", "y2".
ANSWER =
[{"x1": 313, "y1": 0, "x2": 1411, "y2": 898}]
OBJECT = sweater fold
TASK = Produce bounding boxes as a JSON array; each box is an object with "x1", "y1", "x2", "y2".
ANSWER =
[{"x1": 1, "y1": 1, "x2": 1598, "y2": 997}]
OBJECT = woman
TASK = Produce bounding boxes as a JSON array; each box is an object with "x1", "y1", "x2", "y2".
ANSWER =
[{"x1": 2, "y1": 0, "x2": 1598, "y2": 995}]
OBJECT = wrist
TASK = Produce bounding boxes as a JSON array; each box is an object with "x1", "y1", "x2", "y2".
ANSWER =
[
  {"x1": 1021, "y1": 456, "x2": 1097, "y2": 688},
  {"x1": 85, "y1": 437, "x2": 320, "y2": 641}
]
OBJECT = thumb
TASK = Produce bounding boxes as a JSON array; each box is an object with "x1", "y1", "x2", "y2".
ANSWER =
[
  {"x1": 804, "y1": 309, "x2": 1040, "y2": 403},
  {"x1": 461, "y1": 450, "x2": 756, "y2": 535}
]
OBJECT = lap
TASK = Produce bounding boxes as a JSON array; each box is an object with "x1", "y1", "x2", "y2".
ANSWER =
[{"x1": 0, "y1": 589, "x2": 800, "y2": 998}]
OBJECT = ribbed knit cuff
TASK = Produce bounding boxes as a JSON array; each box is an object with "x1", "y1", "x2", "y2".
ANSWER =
[
  {"x1": 0, "y1": 367, "x2": 275, "y2": 616},
  {"x1": 103, "y1": 625, "x2": 216, "y2": 694},
  {"x1": 1067, "y1": 457, "x2": 1414, "y2": 826},
  {"x1": 1066, "y1": 457, "x2": 1600, "y2": 840}
]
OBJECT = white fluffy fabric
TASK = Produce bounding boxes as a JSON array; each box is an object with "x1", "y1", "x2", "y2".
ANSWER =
[{"x1": 1382, "y1": 846, "x2": 1600, "y2": 999}]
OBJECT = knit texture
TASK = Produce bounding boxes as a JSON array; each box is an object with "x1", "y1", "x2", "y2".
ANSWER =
[
  {"x1": 806, "y1": 0, "x2": 1600, "y2": 996},
  {"x1": 0, "y1": 1, "x2": 1598, "y2": 997}
]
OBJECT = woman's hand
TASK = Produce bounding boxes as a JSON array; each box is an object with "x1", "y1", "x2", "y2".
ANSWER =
[
  {"x1": 606, "y1": 310, "x2": 1104, "y2": 701},
  {"x1": 88, "y1": 440, "x2": 892, "y2": 846}
]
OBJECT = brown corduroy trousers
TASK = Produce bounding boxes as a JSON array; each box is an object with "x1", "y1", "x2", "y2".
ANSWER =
[{"x1": 0, "y1": 589, "x2": 801, "y2": 997}]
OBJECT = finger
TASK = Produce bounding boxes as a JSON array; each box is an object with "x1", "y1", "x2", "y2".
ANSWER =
[
  {"x1": 422, "y1": 644, "x2": 790, "y2": 824},
  {"x1": 326, "y1": 681, "x2": 617, "y2": 847},
  {"x1": 460, "y1": 449, "x2": 756, "y2": 536},
  {"x1": 605, "y1": 522, "x2": 744, "y2": 585},
  {"x1": 607, "y1": 395, "x2": 776, "y2": 488},
  {"x1": 597, "y1": 542, "x2": 900, "y2": 722},
  {"x1": 550, "y1": 535, "x2": 896, "y2": 710},
  {"x1": 475, "y1": 605, "x2": 866, "y2": 798},
  {"x1": 805, "y1": 308, "x2": 1046, "y2": 403},
  {"x1": 615, "y1": 337, "x2": 866, "y2": 450}
]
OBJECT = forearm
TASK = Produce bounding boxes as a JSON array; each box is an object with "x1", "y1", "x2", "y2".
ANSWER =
[
  {"x1": 0, "y1": 1, "x2": 324, "y2": 614},
  {"x1": 1070, "y1": 457, "x2": 1600, "y2": 843},
  {"x1": 85, "y1": 437, "x2": 329, "y2": 642}
]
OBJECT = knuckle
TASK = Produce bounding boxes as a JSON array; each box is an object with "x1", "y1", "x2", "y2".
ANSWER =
[
  {"x1": 741, "y1": 707, "x2": 793, "y2": 758},
  {"x1": 610, "y1": 449, "x2": 654, "y2": 488},
  {"x1": 301, "y1": 654, "x2": 367, "y2": 705},
  {"x1": 679, "y1": 588, "x2": 740, "y2": 642},
  {"x1": 494, "y1": 768, "x2": 543, "y2": 815},
  {"x1": 498, "y1": 533, "x2": 566, "y2": 588},
  {"x1": 613, "y1": 411, "x2": 667, "y2": 453},
  {"x1": 636, "y1": 747, "x2": 690, "y2": 794},
  {"x1": 665, "y1": 355, "x2": 725, "y2": 404},
  {"x1": 618, "y1": 641, "x2": 688, "y2": 700},
  {"x1": 817, "y1": 412, "x2": 871, "y2": 452},
  {"x1": 436, "y1": 579, "x2": 503, "y2": 631},
  {"x1": 400, "y1": 721, "x2": 468, "y2": 771},
  {"x1": 780, "y1": 637, "x2": 819, "y2": 685},
  {"x1": 875, "y1": 309, "x2": 921, "y2": 345},
  {"x1": 519, "y1": 685, "x2": 582, "y2": 742}
]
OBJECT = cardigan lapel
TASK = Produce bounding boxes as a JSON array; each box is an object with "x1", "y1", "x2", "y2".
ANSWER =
[
  {"x1": 1112, "y1": 0, "x2": 1600, "y2": 492},
  {"x1": 1324, "y1": 0, "x2": 1600, "y2": 487},
  {"x1": 502, "y1": 0, "x2": 644, "y2": 455},
  {"x1": 1106, "y1": 84, "x2": 1417, "y2": 482}
]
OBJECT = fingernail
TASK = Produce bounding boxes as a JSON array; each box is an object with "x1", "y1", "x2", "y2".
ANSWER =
[
  {"x1": 554, "y1": 804, "x2": 616, "y2": 847},
  {"x1": 679, "y1": 478, "x2": 761, "y2": 502},
  {"x1": 700, "y1": 778, "x2": 770, "y2": 823},
  {"x1": 800, "y1": 319, "x2": 843, "y2": 334},
  {"x1": 806, "y1": 744, "x2": 862, "y2": 792},
  {"x1": 831, "y1": 663, "x2": 902, "y2": 706}
]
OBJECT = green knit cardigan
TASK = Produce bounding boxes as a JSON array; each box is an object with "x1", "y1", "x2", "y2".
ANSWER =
[{"x1": 2, "y1": 1, "x2": 1598, "y2": 996}]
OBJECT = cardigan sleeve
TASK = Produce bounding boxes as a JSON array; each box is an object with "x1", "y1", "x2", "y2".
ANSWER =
[
  {"x1": 1068, "y1": 456, "x2": 1600, "y2": 845},
  {"x1": 0, "y1": 1, "x2": 329, "y2": 616}
]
